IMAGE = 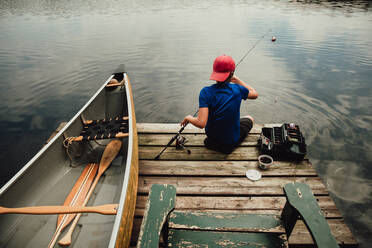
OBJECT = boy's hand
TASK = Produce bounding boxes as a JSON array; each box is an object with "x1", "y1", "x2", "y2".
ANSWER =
[
  {"x1": 181, "y1": 115, "x2": 193, "y2": 127},
  {"x1": 230, "y1": 75, "x2": 240, "y2": 84}
]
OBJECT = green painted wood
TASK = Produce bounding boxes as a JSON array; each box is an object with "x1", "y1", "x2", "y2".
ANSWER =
[
  {"x1": 136, "y1": 184, "x2": 176, "y2": 248},
  {"x1": 169, "y1": 211, "x2": 284, "y2": 233},
  {"x1": 283, "y1": 182, "x2": 339, "y2": 248},
  {"x1": 168, "y1": 229, "x2": 287, "y2": 248}
]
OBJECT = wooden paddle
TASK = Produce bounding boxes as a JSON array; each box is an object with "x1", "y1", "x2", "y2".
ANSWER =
[
  {"x1": 48, "y1": 163, "x2": 98, "y2": 248},
  {"x1": 58, "y1": 139, "x2": 122, "y2": 246},
  {"x1": 58, "y1": 163, "x2": 98, "y2": 228},
  {"x1": 0, "y1": 204, "x2": 118, "y2": 215}
]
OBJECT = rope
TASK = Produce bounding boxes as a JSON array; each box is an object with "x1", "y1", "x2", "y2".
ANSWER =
[{"x1": 63, "y1": 137, "x2": 76, "y2": 165}]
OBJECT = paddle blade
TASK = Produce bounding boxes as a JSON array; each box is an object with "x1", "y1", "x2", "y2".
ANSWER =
[{"x1": 98, "y1": 140, "x2": 122, "y2": 175}]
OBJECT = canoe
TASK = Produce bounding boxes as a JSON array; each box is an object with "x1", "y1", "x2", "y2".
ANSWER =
[{"x1": 0, "y1": 65, "x2": 138, "y2": 248}]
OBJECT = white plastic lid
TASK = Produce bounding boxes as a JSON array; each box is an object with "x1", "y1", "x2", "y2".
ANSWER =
[{"x1": 246, "y1": 169, "x2": 262, "y2": 181}]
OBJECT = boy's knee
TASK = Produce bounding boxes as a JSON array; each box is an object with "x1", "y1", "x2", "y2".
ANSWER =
[{"x1": 242, "y1": 115, "x2": 254, "y2": 123}]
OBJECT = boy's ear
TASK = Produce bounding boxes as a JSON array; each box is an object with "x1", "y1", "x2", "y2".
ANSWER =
[{"x1": 224, "y1": 71, "x2": 234, "y2": 83}]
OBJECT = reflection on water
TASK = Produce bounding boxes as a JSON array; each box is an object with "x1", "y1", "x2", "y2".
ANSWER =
[{"x1": 0, "y1": 0, "x2": 371, "y2": 246}]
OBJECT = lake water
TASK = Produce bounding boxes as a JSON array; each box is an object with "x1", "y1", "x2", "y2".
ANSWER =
[{"x1": 0, "y1": 0, "x2": 371, "y2": 246}]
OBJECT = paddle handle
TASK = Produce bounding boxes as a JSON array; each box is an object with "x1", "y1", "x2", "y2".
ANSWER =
[
  {"x1": 49, "y1": 186, "x2": 115, "y2": 248},
  {"x1": 58, "y1": 211, "x2": 81, "y2": 246},
  {"x1": 0, "y1": 204, "x2": 118, "y2": 215},
  {"x1": 58, "y1": 176, "x2": 100, "y2": 246},
  {"x1": 48, "y1": 163, "x2": 97, "y2": 248},
  {"x1": 58, "y1": 163, "x2": 97, "y2": 227}
]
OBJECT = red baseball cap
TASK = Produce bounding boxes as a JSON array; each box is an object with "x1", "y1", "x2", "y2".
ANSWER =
[{"x1": 210, "y1": 55, "x2": 236, "y2": 82}]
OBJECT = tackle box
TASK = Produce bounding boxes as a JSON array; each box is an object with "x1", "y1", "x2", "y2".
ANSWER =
[{"x1": 258, "y1": 123, "x2": 307, "y2": 160}]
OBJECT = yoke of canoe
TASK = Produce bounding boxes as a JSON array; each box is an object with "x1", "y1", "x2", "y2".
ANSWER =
[{"x1": 0, "y1": 64, "x2": 139, "y2": 248}]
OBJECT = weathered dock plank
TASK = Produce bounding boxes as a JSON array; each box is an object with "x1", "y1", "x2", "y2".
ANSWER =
[
  {"x1": 135, "y1": 195, "x2": 341, "y2": 218},
  {"x1": 138, "y1": 176, "x2": 328, "y2": 195},
  {"x1": 135, "y1": 207, "x2": 342, "y2": 219},
  {"x1": 139, "y1": 133, "x2": 260, "y2": 146},
  {"x1": 139, "y1": 160, "x2": 316, "y2": 176},
  {"x1": 289, "y1": 220, "x2": 358, "y2": 246},
  {"x1": 132, "y1": 123, "x2": 358, "y2": 247},
  {"x1": 137, "y1": 123, "x2": 204, "y2": 133},
  {"x1": 137, "y1": 123, "x2": 281, "y2": 134},
  {"x1": 139, "y1": 146, "x2": 260, "y2": 160}
]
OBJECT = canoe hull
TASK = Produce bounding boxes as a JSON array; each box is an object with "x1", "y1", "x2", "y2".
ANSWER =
[{"x1": 0, "y1": 66, "x2": 138, "y2": 248}]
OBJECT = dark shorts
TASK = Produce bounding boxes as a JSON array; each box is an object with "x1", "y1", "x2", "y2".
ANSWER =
[
  {"x1": 204, "y1": 118, "x2": 253, "y2": 154},
  {"x1": 239, "y1": 117, "x2": 253, "y2": 143}
]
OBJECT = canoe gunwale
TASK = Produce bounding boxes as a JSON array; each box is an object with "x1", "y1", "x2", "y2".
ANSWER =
[
  {"x1": 109, "y1": 73, "x2": 136, "y2": 247},
  {"x1": 0, "y1": 74, "x2": 114, "y2": 196}
]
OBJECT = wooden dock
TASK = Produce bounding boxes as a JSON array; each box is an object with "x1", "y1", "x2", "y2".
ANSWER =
[{"x1": 131, "y1": 123, "x2": 358, "y2": 247}]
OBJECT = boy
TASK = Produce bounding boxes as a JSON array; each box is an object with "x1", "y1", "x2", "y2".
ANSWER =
[{"x1": 181, "y1": 55, "x2": 258, "y2": 154}]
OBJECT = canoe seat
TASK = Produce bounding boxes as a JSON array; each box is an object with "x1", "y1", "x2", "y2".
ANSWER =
[
  {"x1": 136, "y1": 183, "x2": 339, "y2": 248},
  {"x1": 68, "y1": 116, "x2": 129, "y2": 142}
]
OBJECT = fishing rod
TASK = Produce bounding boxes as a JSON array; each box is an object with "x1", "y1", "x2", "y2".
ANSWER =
[
  {"x1": 154, "y1": 29, "x2": 272, "y2": 159},
  {"x1": 154, "y1": 110, "x2": 199, "y2": 160}
]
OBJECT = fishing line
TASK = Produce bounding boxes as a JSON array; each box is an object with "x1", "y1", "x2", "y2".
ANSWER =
[{"x1": 235, "y1": 28, "x2": 272, "y2": 68}]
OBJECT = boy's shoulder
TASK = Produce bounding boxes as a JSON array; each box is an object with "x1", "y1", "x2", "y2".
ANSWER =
[
  {"x1": 202, "y1": 83, "x2": 231, "y2": 90},
  {"x1": 201, "y1": 83, "x2": 241, "y2": 94},
  {"x1": 200, "y1": 84, "x2": 215, "y2": 93},
  {"x1": 208, "y1": 83, "x2": 240, "y2": 90},
  {"x1": 203, "y1": 83, "x2": 216, "y2": 89}
]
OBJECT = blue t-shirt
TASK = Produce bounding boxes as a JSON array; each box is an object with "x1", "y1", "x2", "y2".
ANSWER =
[{"x1": 199, "y1": 83, "x2": 249, "y2": 145}]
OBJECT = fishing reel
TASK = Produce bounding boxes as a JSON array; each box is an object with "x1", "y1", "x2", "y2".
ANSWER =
[{"x1": 176, "y1": 136, "x2": 191, "y2": 154}]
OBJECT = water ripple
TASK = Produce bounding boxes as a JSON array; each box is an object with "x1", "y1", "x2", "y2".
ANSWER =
[{"x1": 0, "y1": 1, "x2": 372, "y2": 246}]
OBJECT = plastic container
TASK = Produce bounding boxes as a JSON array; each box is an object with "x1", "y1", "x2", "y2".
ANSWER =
[{"x1": 258, "y1": 155, "x2": 273, "y2": 170}]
